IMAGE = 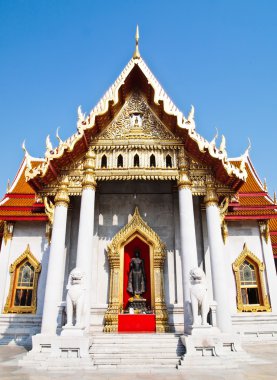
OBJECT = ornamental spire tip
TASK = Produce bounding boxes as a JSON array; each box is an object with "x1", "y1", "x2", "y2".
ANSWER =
[{"x1": 133, "y1": 25, "x2": 140, "y2": 60}]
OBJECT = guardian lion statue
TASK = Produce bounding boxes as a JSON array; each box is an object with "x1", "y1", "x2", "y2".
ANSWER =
[
  {"x1": 190, "y1": 267, "x2": 209, "y2": 326},
  {"x1": 65, "y1": 267, "x2": 85, "y2": 327}
]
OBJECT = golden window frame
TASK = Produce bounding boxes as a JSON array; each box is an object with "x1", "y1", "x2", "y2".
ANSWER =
[
  {"x1": 232, "y1": 243, "x2": 271, "y2": 312},
  {"x1": 4, "y1": 244, "x2": 41, "y2": 314}
]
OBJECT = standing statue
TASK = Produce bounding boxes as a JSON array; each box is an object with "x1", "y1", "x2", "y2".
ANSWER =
[
  {"x1": 127, "y1": 249, "x2": 146, "y2": 296},
  {"x1": 65, "y1": 267, "x2": 85, "y2": 327},
  {"x1": 190, "y1": 267, "x2": 209, "y2": 326}
]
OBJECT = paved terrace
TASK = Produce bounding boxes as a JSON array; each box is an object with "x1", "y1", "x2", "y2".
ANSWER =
[{"x1": 0, "y1": 342, "x2": 276, "y2": 380}]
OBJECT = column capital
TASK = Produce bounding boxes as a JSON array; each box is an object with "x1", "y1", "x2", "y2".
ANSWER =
[
  {"x1": 204, "y1": 177, "x2": 218, "y2": 207},
  {"x1": 82, "y1": 149, "x2": 96, "y2": 190},
  {"x1": 177, "y1": 147, "x2": 192, "y2": 190},
  {"x1": 54, "y1": 177, "x2": 70, "y2": 207},
  {"x1": 177, "y1": 169, "x2": 192, "y2": 190}
]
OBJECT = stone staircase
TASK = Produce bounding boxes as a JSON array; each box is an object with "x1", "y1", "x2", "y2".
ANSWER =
[{"x1": 89, "y1": 333, "x2": 185, "y2": 369}]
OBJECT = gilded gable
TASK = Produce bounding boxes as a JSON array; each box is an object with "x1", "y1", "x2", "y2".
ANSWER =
[{"x1": 97, "y1": 91, "x2": 179, "y2": 142}]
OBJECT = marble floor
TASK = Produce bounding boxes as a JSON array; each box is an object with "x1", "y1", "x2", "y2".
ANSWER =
[{"x1": 0, "y1": 342, "x2": 276, "y2": 379}]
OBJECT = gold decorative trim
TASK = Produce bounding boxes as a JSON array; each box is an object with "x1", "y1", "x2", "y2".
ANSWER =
[
  {"x1": 232, "y1": 243, "x2": 271, "y2": 312},
  {"x1": 104, "y1": 207, "x2": 169, "y2": 333},
  {"x1": 3, "y1": 222, "x2": 14, "y2": 245},
  {"x1": 54, "y1": 177, "x2": 70, "y2": 207},
  {"x1": 82, "y1": 149, "x2": 97, "y2": 190},
  {"x1": 4, "y1": 244, "x2": 41, "y2": 314},
  {"x1": 221, "y1": 220, "x2": 228, "y2": 245},
  {"x1": 219, "y1": 197, "x2": 229, "y2": 244},
  {"x1": 44, "y1": 197, "x2": 54, "y2": 225},
  {"x1": 258, "y1": 220, "x2": 269, "y2": 244},
  {"x1": 204, "y1": 176, "x2": 218, "y2": 207}
]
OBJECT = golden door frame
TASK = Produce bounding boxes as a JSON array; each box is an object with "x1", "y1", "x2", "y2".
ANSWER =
[{"x1": 104, "y1": 207, "x2": 169, "y2": 333}]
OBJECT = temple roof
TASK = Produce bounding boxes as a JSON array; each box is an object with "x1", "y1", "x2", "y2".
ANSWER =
[
  {"x1": 24, "y1": 52, "x2": 247, "y2": 192},
  {"x1": 0, "y1": 158, "x2": 47, "y2": 221},
  {"x1": 226, "y1": 154, "x2": 277, "y2": 257}
]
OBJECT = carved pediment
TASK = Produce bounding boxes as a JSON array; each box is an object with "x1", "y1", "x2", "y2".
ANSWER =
[{"x1": 97, "y1": 91, "x2": 180, "y2": 142}]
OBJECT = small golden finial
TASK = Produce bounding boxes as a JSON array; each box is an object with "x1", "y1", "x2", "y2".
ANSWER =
[
  {"x1": 6, "y1": 179, "x2": 10, "y2": 193},
  {"x1": 133, "y1": 25, "x2": 140, "y2": 59},
  {"x1": 263, "y1": 178, "x2": 267, "y2": 191},
  {"x1": 274, "y1": 191, "x2": 276, "y2": 204}
]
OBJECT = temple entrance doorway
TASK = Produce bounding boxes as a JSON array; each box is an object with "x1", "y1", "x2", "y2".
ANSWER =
[
  {"x1": 123, "y1": 236, "x2": 151, "y2": 310},
  {"x1": 104, "y1": 208, "x2": 169, "y2": 333},
  {"x1": 119, "y1": 235, "x2": 155, "y2": 332}
]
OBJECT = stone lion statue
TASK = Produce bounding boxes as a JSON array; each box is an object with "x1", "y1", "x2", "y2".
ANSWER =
[
  {"x1": 65, "y1": 267, "x2": 85, "y2": 328},
  {"x1": 190, "y1": 267, "x2": 209, "y2": 326}
]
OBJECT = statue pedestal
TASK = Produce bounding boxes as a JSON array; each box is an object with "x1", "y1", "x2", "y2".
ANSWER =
[
  {"x1": 61, "y1": 325, "x2": 86, "y2": 336},
  {"x1": 128, "y1": 297, "x2": 147, "y2": 313},
  {"x1": 178, "y1": 325, "x2": 249, "y2": 369}
]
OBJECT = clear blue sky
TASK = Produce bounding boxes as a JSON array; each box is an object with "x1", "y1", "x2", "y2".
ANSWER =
[{"x1": 0, "y1": 0, "x2": 276, "y2": 196}]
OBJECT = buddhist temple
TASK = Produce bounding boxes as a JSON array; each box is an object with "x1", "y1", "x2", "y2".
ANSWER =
[{"x1": 0, "y1": 28, "x2": 276, "y2": 369}]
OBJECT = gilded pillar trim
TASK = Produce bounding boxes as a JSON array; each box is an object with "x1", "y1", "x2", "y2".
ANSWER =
[
  {"x1": 204, "y1": 176, "x2": 218, "y2": 207},
  {"x1": 54, "y1": 177, "x2": 70, "y2": 207},
  {"x1": 177, "y1": 148, "x2": 192, "y2": 190},
  {"x1": 82, "y1": 149, "x2": 97, "y2": 190}
]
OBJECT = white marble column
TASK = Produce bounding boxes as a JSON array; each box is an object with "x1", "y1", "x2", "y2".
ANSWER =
[
  {"x1": 178, "y1": 159, "x2": 198, "y2": 331},
  {"x1": 76, "y1": 150, "x2": 96, "y2": 329},
  {"x1": 41, "y1": 178, "x2": 69, "y2": 335},
  {"x1": 204, "y1": 179, "x2": 232, "y2": 333}
]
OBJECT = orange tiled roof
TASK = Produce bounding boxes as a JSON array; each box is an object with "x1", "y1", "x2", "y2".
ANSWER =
[
  {"x1": 0, "y1": 158, "x2": 47, "y2": 221},
  {"x1": 227, "y1": 156, "x2": 277, "y2": 258}
]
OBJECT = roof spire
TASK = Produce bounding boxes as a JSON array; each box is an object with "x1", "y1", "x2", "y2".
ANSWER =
[
  {"x1": 273, "y1": 191, "x2": 276, "y2": 204},
  {"x1": 263, "y1": 178, "x2": 267, "y2": 191},
  {"x1": 133, "y1": 25, "x2": 140, "y2": 60}
]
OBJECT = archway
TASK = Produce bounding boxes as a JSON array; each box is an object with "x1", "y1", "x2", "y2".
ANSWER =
[{"x1": 104, "y1": 208, "x2": 169, "y2": 333}]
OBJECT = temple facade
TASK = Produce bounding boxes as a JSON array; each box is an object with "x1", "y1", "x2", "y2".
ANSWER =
[{"x1": 0, "y1": 32, "x2": 276, "y2": 358}]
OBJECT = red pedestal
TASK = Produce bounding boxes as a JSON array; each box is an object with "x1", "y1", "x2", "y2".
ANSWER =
[{"x1": 118, "y1": 314, "x2": 156, "y2": 333}]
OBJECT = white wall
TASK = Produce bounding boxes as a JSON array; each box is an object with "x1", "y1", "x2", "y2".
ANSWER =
[{"x1": 0, "y1": 221, "x2": 49, "y2": 316}]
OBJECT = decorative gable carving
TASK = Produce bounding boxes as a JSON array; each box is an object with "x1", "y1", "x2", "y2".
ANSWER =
[{"x1": 97, "y1": 91, "x2": 179, "y2": 142}]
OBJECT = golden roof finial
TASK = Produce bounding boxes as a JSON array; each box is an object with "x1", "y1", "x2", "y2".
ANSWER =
[
  {"x1": 273, "y1": 191, "x2": 276, "y2": 204},
  {"x1": 6, "y1": 178, "x2": 10, "y2": 193},
  {"x1": 263, "y1": 178, "x2": 267, "y2": 191},
  {"x1": 133, "y1": 25, "x2": 140, "y2": 59}
]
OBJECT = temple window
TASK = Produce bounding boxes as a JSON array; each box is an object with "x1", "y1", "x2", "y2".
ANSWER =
[
  {"x1": 117, "y1": 154, "x2": 123, "y2": 168},
  {"x1": 101, "y1": 155, "x2": 107, "y2": 168},
  {"x1": 99, "y1": 213, "x2": 104, "y2": 226},
  {"x1": 150, "y1": 154, "x2": 156, "y2": 168},
  {"x1": 112, "y1": 214, "x2": 118, "y2": 226},
  {"x1": 239, "y1": 260, "x2": 259, "y2": 305},
  {"x1": 166, "y1": 154, "x2": 172, "y2": 168},
  {"x1": 134, "y1": 154, "x2": 140, "y2": 167},
  {"x1": 4, "y1": 245, "x2": 41, "y2": 314},
  {"x1": 232, "y1": 243, "x2": 271, "y2": 312}
]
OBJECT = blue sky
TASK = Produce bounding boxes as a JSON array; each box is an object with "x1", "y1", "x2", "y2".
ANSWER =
[{"x1": 0, "y1": 0, "x2": 276, "y2": 196}]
